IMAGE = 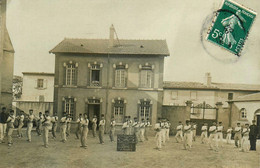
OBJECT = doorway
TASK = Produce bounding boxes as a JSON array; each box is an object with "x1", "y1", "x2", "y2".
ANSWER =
[
  {"x1": 88, "y1": 104, "x2": 100, "y2": 130},
  {"x1": 255, "y1": 109, "x2": 260, "y2": 139}
]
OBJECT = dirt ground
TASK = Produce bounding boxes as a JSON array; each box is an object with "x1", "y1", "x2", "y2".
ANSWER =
[{"x1": 0, "y1": 130, "x2": 259, "y2": 168}]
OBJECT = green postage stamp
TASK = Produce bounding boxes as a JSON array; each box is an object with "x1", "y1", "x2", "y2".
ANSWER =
[{"x1": 207, "y1": 0, "x2": 257, "y2": 56}]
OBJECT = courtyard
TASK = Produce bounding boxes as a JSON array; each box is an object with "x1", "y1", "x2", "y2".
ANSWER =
[{"x1": 0, "y1": 130, "x2": 259, "y2": 168}]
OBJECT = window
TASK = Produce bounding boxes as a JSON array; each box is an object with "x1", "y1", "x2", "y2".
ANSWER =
[
  {"x1": 140, "y1": 65, "x2": 153, "y2": 88},
  {"x1": 89, "y1": 64, "x2": 102, "y2": 86},
  {"x1": 228, "y1": 93, "x2": 233, "y2": 100},
  {"x1": 240, "y1": 108, "x2": 247, "y2": 119},
  {"x1": 139, "y1": 99, "x2": 151, "y2": 121},
  {"x1": 115, "y1": 65, "x2": 127, "y2": 87},
  {"x1": 191, "y1": 91, "x2": 197, "y2": 100},
  {"x1": 37, "y1": 79, "x2": 44, "y2": 88},
  {"x1": 64, "y1": 98, "x2": 75, "y2": 119},
  {"x1": 113, "y1": 99, "x2": 125, "y2": 123},
  {"x1": 39, "y1": 95, "x2": 44, "y2": 102},
  {"x1": 65, "y1": 62, "x2": 77, "y2": 86}
]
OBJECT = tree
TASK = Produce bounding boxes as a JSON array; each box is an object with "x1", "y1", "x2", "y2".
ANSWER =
[{"x1": 13, "y1": 75, "x2": 22, "y2": 100}]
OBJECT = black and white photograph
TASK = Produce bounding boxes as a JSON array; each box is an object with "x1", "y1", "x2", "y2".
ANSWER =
[{"x1": 0, "y1": 0, "x2": 259, "y2": 167}]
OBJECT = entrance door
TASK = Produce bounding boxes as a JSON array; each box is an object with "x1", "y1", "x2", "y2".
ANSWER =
[
  {"x1": 257, "y1": 115, "x2": 260, "y2": 139},
  {"x1": 88, "y1": 104, "x2": 100, "y2": 130}
]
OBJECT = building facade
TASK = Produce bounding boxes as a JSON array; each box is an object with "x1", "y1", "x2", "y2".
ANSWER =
[
  {"x1": 0, "y1": 0, "x2": 15, "y2": 110},
  {"x1": 50, "y1": 25, "x2": 169, "y2": 131},
  {"x1": 14, "y1": 72, "x2": 54, "y2": 115}
]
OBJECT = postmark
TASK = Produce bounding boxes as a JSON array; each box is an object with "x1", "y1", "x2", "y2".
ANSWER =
[{"x1": 206, "y1": 0, "x2": 257, "y2": 56}]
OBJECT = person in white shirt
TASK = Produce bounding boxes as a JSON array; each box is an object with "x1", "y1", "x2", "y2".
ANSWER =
[
  {"x1": 132, "y1": 117, "x2": 140, "y2": 144},
  {"x1": 183, "y1": 120, "x2": 192, "y2": 150},
  {"x1": 208, "y1": 122, "x2": 218, "y2": 151},
  {"x1": 75, "y1": 114, "x2": 83, "y2": 139},
  {"x1": 241, "y1": 123, "x2": 250, "y2": 152},
  {"x1": 175, "y1": 121, "x2": 183, "y2": 143},
  {"x1": 234, "y1": 123, "x2": 242, "y2": 148},
  {"x1": 217, "y1": 122, "x2": 224, "y2": 147},
  {"x1": 42, "y1": 111, "x2": 52, "y2": 148},
  {"x1": 80, "y1": 113, "x2": 89, "y2": 149},
  {"x1": 128, "y1": 116, "x2": 133, "y2": 135},
  {"x1": 161, "y1": 119, "x2": 166, "y2": 146},
  {"x1": 201, "y1": 123, "x2": 208, "y2": 144},
  {"x1": 144, "y1": 118, "x2": 151, "y2": 141},
  {"x1": 191, "y1": 122, "x2": 197, "y2": 142},
  {"x1": 27, "y1": 109, "x2": 35, "y2": 142},
  {"x1": 226, "y1": 127, "x2": 233, "y2": 144},
  {"x1": 6, "y1": 110, "x2": 15, "y2": 146},
  {"x1": 66, "y1": 115, "x2": 72, "y2": 137},
  {"x1": 51, "y1": 112, "x2": 58, "y2": 139},
  {"x1": 92, "y1": 115, "x2": 97, "y2": 137},
  {"x1": 36, "y1": 112, "x2": 44, "y2": 136},
  {"x1": 122, "y1": 116, "x2": 128, "y2": 135},
  {"x1": 60, "y1": 112, "x2": 67, "y2": 143},
  {"x1": 99, "y1": 114, "x2": 106, "y2": 144},
  {"x1": 139, "y1": 118, "x2": 145, "y2": 142},
  {"x1": 17, "y1": 111, "x2": 24, "y2": 138},
  {"x1": 109, "y1": 117, "x2": 116, "y2": 142},
  {"x1": 165, "y1": 120, "x2": 170, "y2": 141},
  {"x1": 154, "y1": 118, "x2": 162, "y2": 151}
]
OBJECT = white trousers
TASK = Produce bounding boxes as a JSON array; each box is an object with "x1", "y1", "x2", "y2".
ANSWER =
[
  {"x1": 217, "y1": 132, "x2": 223, "y2": 147},
  {"x1": 201, "y1": 131, "x2": 208, "y2": 144},
  {"x1": 175, "y1": 131, "x2": 183, "y2": 142},
  {"x1": 226, "y1": 133, "x2": 232, "y2": 144},
  {"x1": 183, "y1": 132, "x2": 192, "y2": 149},
  {"x1": 241, "y1": 136, "x2": 250, "y2": 152},
  {"x1": 209, "y1": 133, "x2": 218, "y2": 150},
  {"x1": 155, "y1": 131, "x2": 162, "y2": 149}
]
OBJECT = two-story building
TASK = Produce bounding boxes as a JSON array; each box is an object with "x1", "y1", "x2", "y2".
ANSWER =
[
  {"x1": 0, "y1": 0, "x2": 15, "y2": 110},
  {"x1": 14, "y1": 72, "x2": 54, "y2": 115},
  {"x1": 50, "y1": 25, "x2": 169, "y2": 131}
]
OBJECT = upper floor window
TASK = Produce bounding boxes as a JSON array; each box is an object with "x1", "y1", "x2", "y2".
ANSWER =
[
  {"x1": 88, "y1": 62, "x2": 103, "y2": 87},
  {"x1": 112, "y1": 97, "x2": 126, "y2": 124},
  {"x1": 240, "y1": 108, "x2": 247, "y2": 119},
  {"x1": 139, "y1": 63, "x2": 154, "y2": 88},
  {"x1": 39, "y1": 95, "x2": 44, "y2": 102},
  {"x1": 228, "y1": 93, "x2": 233, "y2": 100},
  {"x1": 63, "y1": 97, "x2": 77, "y2": 120},
  {"x1": 64, "y1": 61, "x2": 78, "y2": 86},
  {"x1": 113, "y1": 63, "x2": 128, "y2": 88},
  {"x1": 138, "y1": 99, "x2": 152, "y2": 121},
  {"x1": 37, "y1": 79, "x2": 44, "y2": 88}
]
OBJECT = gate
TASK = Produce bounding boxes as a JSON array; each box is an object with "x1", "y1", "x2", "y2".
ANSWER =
[{"x1": 190, "y1": 101, "x2": 218, "y2": 135}]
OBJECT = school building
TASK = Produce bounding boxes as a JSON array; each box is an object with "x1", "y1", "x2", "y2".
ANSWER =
[{"x1": 49, "y1": 25, "x2": 169, "y2": 131}]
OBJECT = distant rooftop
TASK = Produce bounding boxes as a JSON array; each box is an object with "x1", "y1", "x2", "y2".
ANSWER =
[
  {"x1": 163, "y1": 81, "x2": 260, "y2": 92},
  {"x1": 49, "y1": 38, "x2": 169, "y2": 56},
  {"x1": 232, "y1": 92, "x2": 260, "y2": 102},
  {"x1": 22, "y1": 72, "x2": 54, "y2": 76}
]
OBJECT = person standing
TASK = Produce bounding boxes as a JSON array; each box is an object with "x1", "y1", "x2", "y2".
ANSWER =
[
  {"x1": 226, "y1": 127, "x2": 233, "y2": 144},
  {"x1": 154, "y1": 118, "x2": 162, "y2": 151},
  {"x1": 36, "y1": 112, "x2": 43, "y2": 136},
  {"x1": 122, "y1": 116, "x2": 128, "y2": 135},
  {"x1": 234, "y1": 123, "x2": 242, "y2": 148},
  {"x1": 192, "y1": 122, "x2": 197, "y2": 142},
  {"x1": 241, "y1": 123, "x2": 250, "y2": 152},
  {"x1": 165, "y1": 120, "x2": 170, "y2": 141},
  {"x1": 128, "y1": 116, "x2": 133, "y2": 135},
  {"x1": 201, "y1": 123, "x2": 208, "y2": 144},
  {"x1": 60, "y1": 112, "x2": 67, "y2": 143},
  {"x1": 17, "y1": 111, "x2": 24, "y2": 138},
  {"x1": 175, "y1": 121, "x2": 183, "y2": 143},
  {"x1": 217, "y1": 122, "x2": 224, "y2": 147},
  {"x1": 144, "y1": 118, "x2": 151, "y2": 141},
  {"x1": 6, "y1": 110, "x2": 15, "y2": 146},
  {"x1": 0, "y1": 107, "x2": 8, "y2": 143},
  {"x1": 66, "y1": 114, "x2": 72, "y2": 137},
  {"x1": 92, "y1": 115, "x2": 97, "y2": 137},
  {"x1": 42, "y1": 111, "x2": 52, "y2": 148},
  {"x1": 249, "y1": 120, "x2": 258, "y2": 151},
  {"x1": 26, "y1": 109, "x2": 35, "y2": 142},
  {"x1": 139, "y1": 118, "x2": 145, "y2": 142},
  {"x1": 109, "y1": 117, "x2": 116, "y2": 142},
  {"x1": 75, "y1": 114, "x2": 83, "y2": 139},
  {"x1": 183, "y1": 120, "x2": 192, "y2": 150},
  {"x1": 51, "y1": 112, "x2": 58, "y2": 139},
  {"x1": 208, "y1": 122, "x2": 218, "y2": 151},
  {"x1": 161, "y1": 119, "x2": 166, "y2": 146},
  {"x1": 132, "y1": 117, "x2": 140, "y2": 144},
  {"x1": 80, "y1": 113, "x2": 89, "y2": 149},
  {"x1": 99, "y1": 114, "x2": 105, "y2": 144}
]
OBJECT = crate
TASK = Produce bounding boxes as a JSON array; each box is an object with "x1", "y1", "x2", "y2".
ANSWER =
[{"x1": 117, "y1": 134, "x2": 136, "y2": 152}]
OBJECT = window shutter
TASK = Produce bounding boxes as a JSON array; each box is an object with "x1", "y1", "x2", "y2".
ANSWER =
[
  {"x1": 62, "y1": 99, "x2": 65, "y2": 114},
  {"x1": 74, "y1": 67, "x2": 78, "y2": 86},
  {"x1": 73, "y1": 101, "x2": 76, "y2": 121},
  {"x1": 35, "y1": 79, "x2": 38, "y2": 88},
  {"x1": 44, "y1": 79, "x2": 47, "y2": 89},
  {"x1": 63, "y1": 66, "x2": 67, "y2": 85}
]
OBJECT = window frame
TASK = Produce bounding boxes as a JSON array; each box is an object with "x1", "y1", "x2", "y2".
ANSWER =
[
  {"x1": 63, "y1": 97, "x2": 76, "y2": 120},
  {"x1": 240, "y1": 108, "x2": 247, "y2": 119},
  {"x1": 64, "y1": 62, "x2": 78, "y2": 86},
  {"x1": 138, "y1": 99, "x2": 152, "y2": 122},
  {"x1": 139, "y1": 64, "x2": 154, "y2": 88},
  {"x1": 88, "y1": 63, "x2": 102, "y2": 87},
  {"x1": 114, "y1": 64, "x2": 127, "y2": 88},
  {"x1": 113, "y1": 99, "x2": 125, "y2": 124},
  {"x1": 37, "y1": 79, "x2": 44, "y2": 88}
]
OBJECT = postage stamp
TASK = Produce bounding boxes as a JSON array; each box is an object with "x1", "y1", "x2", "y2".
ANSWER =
[{"x1": 206, "y1": 0, "x2": 257, "y2": 56}]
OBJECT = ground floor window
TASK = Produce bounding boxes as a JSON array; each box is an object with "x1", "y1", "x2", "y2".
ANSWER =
[
  {"x1": 139, "y1": 99, "x2": 151, "y2": 121},
  {"x1": 64, "y1": 98, "x2": 75, "y2": 119},
  {"x1": 113, "y1": 99, "x2": 125, "y2": 123}
]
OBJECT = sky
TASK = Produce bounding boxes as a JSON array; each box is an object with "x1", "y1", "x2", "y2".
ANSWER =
[{"x1": 6, "y1": 0, "x2": 260, "y2": 84}]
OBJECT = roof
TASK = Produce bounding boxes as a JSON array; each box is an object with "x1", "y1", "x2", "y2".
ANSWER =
[
  {"x1": 232, "y1": 92, "x2": 260, "y2": 102},
  {"x1": 22, "y1": 72, "x2": 54, "y2": 76},
  {"x1": 163, "y1": 81, "x2": 260, "y2": 91},
  {"x1": 49, "y1": 38, "x2": 169, "y2": 56},
  {"x1": 3, "y1": 27, "x2": 14, "y2": 53},
  {"x1": 163, "y1": 81, "x2": 218, "y2": 90}
]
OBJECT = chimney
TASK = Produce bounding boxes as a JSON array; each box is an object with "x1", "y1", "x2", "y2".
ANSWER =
[
  {"x1": 109, "y1": 24, "x2": 115, "y2": 47},
  {"x1": 204, "y1": 72, "x2": 212, "y2": 86}
]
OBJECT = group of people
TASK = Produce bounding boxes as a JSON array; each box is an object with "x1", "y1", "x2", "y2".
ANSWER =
[{"x1": 173, "y1": 120, "x2": 258, "y2": 152}]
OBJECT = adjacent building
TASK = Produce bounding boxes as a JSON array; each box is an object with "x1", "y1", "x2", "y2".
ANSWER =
[
  {"x1": 0, "y1": 0, "x2": 15, "y2": 110},
  {"x1": 50, "y1": 25, "x2": 169, "y2": 131},
  {"x1": 14, "y1": 72, "x2": 54, "y2": 115}
]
